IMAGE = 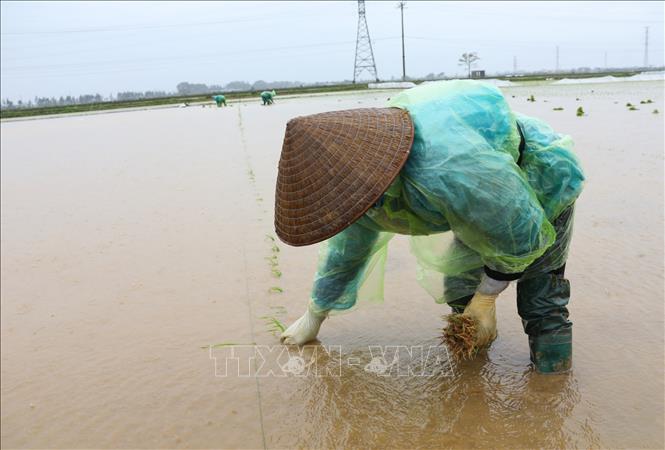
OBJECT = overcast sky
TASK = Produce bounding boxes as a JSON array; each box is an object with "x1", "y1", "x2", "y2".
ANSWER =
[{"x1": 1, "y1": 1, "x2": 663, "y2": 100}]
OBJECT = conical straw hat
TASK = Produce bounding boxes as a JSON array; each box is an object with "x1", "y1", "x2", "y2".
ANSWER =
[{"x1": 275, "y1": 107, "x2": 414, "y2": 246}]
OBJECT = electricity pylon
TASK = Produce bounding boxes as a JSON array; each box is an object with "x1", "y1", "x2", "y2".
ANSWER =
[{"x1": 353, "y1": 0, "x2": 379, "y2": 83}]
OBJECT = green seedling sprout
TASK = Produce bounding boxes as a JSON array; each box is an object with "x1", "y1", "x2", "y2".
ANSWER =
[
  {"x1": 271, "y1": 244, "x2": 280, "y2": 253},
  {"x1": 268, "y1": 286, "x2": 284, "y2": 294},
  {"x1": 527, "y1": 95, "x2": 535, "y2": 102},
  {"x1": 261, "y1": 316, "x2": 286, "y2": 335},
  {"x1": 553, "y1": 107, "x2": 564, "y2": 111},
  {"x1": 200, "y1": 342, "x2": 238, "y2": 349},
  {"x1": 653, "y1": 109, "x2": 660, "y2": 114},
  {"x1": 271, "y1": 268, "x2": 282, "y2": 278},
  {"x1": 628, "y1": 106, "x2": 638, "y2": 111},
  {"x1": 576, "y1": 107, "x2": 585, "y2": 117},
  {"x1": 626, "y1": 102, "x2": 633, "y2": 107},
  {"x1": 265, "y1": 235, "x2": 275, "y2": 242}
]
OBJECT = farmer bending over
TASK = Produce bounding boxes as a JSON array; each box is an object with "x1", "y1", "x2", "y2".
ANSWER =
[
  {"x1": 274, "y1": 81, "x2": 584, "y2": 374},
  {"x1": 261, "y1": 90, "x2": 276, "y2": 105},
  {"x1": 212, "y1": 94, "x2": 226, "y2": 107}
]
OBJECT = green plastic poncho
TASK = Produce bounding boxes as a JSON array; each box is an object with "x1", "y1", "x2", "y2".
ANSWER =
[
  {"x1": 261, "y1": 90, "x2": 276, "y2": 102},
  {"x1": 310, "y1": 80, "x2": 585, "y2": 314},
  {"x1": 213, "y1": 94, "x2": 226, "y2": 106}
]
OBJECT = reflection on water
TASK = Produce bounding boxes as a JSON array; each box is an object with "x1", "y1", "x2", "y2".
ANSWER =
[{"x1": 259, "y1": 340, "x2": 601, "y2": 449}]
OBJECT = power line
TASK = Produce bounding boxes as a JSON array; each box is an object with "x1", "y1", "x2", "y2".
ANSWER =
[
  {"x1": 2, "y1": 47, "x2": 358, "y2": 80},
  {"x1": 3, "y1": 37, "x2": 400, "y2": 73},
  {"x1": 411, "y1": 3, "x2": 665, "y2": 24},
  {"x1": 404, "y1": 35, "x2": 651, "y2": 50},
  {"x1": 0, "y1": 12, "x2": 319, "y2": 36}
]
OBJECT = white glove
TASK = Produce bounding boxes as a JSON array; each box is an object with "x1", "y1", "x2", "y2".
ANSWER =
[
  {"x1": 280, "y1": 300, "x2": 328, "y2": 345},
  {"x1": 461, "y1": 274, "x2": 510, "y2": 347},
  {"x1": 444, "y1": 273, "x2": 510, "y2": 358},
  {"x1": 462, "y1": 292, "x2": 499, "y2": 347}
]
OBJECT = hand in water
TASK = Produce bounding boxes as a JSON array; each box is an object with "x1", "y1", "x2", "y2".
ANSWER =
[{"x1": 280, "y1": 302, "x2": 328, "y2": 345}]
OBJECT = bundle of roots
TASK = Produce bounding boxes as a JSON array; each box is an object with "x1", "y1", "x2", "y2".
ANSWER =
[{"x1": 442, "y1": 313, "x2": 480, "y2": 359}]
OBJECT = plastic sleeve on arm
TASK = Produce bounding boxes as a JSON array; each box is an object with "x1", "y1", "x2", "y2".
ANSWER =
[
  {"x1": 438, "y1": 149, "x2": 557, "y2": 276},
  {"x1": 311, "y1": 220, "x2": 381, "y2": 312}
]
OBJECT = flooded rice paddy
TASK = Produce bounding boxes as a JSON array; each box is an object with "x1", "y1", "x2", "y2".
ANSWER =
[{"x1": 1, "y1": 81, "x2": 663, "y2": 449}]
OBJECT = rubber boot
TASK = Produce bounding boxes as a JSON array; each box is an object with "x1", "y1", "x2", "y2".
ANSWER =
[
  {"x1": 518, "y1": 268, "x2": 573, "y2": 374},
  {"x1": 529, "y1": 328, "x2": 572, "y2": 374}
]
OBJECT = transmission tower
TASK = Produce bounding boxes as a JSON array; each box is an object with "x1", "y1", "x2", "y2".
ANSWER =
[{"x1": 353, "y1": 0, "x2": 379, "y2": 83}]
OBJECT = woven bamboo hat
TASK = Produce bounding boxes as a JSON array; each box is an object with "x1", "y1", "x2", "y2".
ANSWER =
[{"x1": 275, "y1": 107, "x2": 414, "y2": 246}]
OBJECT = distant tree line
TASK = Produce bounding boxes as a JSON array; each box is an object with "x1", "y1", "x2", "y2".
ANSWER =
[
  {"x1": 175, "y1": 79, "x2": 350, "y2": 95},
  {"x1": 2, "y1": 93, "x2": 105, "y2": 109},
  {"x1": 116, "y1": 90, "x2": 169, "y2": 101},
  {"x1": 0, "y1": 79, "x2": 343, "y2": 110},
  {"x1": 2, "y1": 66, "x2": 661, "y2": 110},
  {"x1": 0, "y1": 91, "x2": 177, "y2": 109}
]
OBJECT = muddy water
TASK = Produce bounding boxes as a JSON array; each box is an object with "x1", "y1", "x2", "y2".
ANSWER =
[{"x1": 1, "y1": 82, "x2": 663, "y2": 449}]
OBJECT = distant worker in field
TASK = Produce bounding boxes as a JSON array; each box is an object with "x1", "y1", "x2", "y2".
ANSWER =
[
  {"x1": 212, "y1": 94, "x2": 227, "y2": 107},
  {"x1": 274, "y1": 80, "x2": 585, "y2": 374},
  {"x1": 261, "y1": 90, "x2": 276, "y2": 105}
]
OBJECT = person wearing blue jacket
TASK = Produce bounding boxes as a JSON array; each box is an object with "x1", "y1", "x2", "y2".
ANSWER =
[{"x1": 274, "y1": 80, "x2": 584, "y2": 374}]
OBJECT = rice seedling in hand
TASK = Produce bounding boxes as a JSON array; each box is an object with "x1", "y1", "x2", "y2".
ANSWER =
[{"x1": 442, "y1": 314, "x2": 480, "y2": 359}]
